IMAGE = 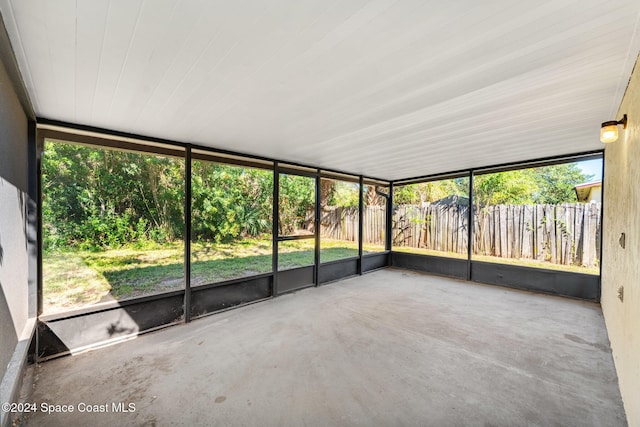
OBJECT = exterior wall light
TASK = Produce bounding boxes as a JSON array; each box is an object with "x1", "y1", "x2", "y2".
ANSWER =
[{"x1": 600, "y1": 114, "x2": 627, "y2": 143}]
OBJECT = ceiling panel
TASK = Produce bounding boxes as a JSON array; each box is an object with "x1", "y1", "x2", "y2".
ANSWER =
[{"x1": 1, "y1": 0, "x2": 639, "y2": 180}]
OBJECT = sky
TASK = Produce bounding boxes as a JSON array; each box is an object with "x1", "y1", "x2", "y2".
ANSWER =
[{"x1": 576, "y1": 158, "x2": 603, "y2": 182}]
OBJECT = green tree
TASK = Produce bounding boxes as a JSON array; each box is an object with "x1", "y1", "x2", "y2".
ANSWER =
[
  {"x1": 191, "y1": 162, "x2": 272, "y2": 242},
  {"x1": 532, "y1": 164, "x2": 593, "y2": 204},
  {"x1": 278, "y1": 174, "x2": 315, "y2": 235},
  {"x1": 329, "y1": 181, "x2": 359, "y2": 207},
  {"x1": 394, "y1": 178, "x2": 468, "y2": 204},
  {"x1": 473, "y1": 170, "x2": 539, "y2": 206},
  {"x1": 43, "y1": 141, "x2": 184, "y2": 250},
  {"x1": 473, "y1": 163, "x2": 592, "y2": 206}
]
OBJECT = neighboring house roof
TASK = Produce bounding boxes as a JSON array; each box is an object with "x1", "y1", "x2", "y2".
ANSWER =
[{"x1": 574, "y1": 181, "x2": 602, "y2": 202}]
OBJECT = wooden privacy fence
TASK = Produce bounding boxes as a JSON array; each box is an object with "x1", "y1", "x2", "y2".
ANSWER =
[
  {"x1": 319, "y1": 203, "x2": 601, "y2": 267},
  {"x1": 472, "y1": 203, "x2": 601, "y2": 267},
  {"x1": 393, "y1": 204, "x2": 469, "y2": 255},
  {"x1": 392, "y1": 203, "x2": 601, "y2": 267},
  {"x1": 320, "y1": 205, "x2": 386, "y2": 246}
]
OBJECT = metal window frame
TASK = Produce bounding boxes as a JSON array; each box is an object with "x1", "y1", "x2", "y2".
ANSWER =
[
  {"x1": 394, "y1": 150, "x2": 603, "y2": 184},
  {"x1": 388, "y1": 150, "x2": 605, "y2": 300},
  {"x1": 35, "y1": 122, "x2": 391, "y2": 352},
  {"x1": 33, "y1": 118, "x2": 604, "y2": 361},
  {"x1": 358, "y1": 176, "x2": 364, "y2": 274},
  {"x1": 184, "y1": 145, "x2": 192, "y2": 323},
  {"x1": 38, "y1": 118, "x2": 390, "y2": 181}
]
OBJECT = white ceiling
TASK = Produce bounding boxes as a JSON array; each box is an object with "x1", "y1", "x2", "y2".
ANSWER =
[{"x1": 1, "y1": 0, "x2": 639, "y2": 180}]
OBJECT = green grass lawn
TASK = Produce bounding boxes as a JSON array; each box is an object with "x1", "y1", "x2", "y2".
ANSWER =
[
  {"x1": 393, "y1": 246, "x2": 599, "y2": 274},
  {"x1": 44, "y1": 237, "x2": 595, "y2": 315},
  {"x1": 471, "y1": 254, "x2": 599, "y2": 275},
  {"x1": 393, "y1": 246, "x2": 468, "y2": 259},
  {"x1": 42, "y1": 238, "x2": 381, "y2": 315}
]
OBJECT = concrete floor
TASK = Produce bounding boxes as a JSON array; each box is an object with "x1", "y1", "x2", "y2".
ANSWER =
[{"x1": 21, "y1": 269, "x2": 625, "y2": 426}]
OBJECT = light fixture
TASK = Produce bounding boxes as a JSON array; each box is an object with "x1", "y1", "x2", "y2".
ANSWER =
[{"x1": 600, "y1": 114, "x2": 627, "y2": 143}]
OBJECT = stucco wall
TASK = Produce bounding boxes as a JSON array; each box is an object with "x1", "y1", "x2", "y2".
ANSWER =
[
  {"x1": 0, "y1": 29, "x2": 30, "y2": 402},
  {"x1": 602, "y1": 56, "x2": 640, "y2": 426}
]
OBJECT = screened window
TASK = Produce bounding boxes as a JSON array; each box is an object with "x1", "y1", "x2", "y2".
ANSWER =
[
  {"x1": 42, "y1": 140, "x2": 184, "y2": 314},
  {"x1": 191, "y1": 161, "x2": 273, "y2": 285},
  {"x1": 472, "y1": 159, "x2": 602, "y2": 274},
  {"x1": 277, "y1": 173, "x2": 316, "y2": 270},
  {"x1": 320, "y1": 178, "x2": 360, "y2": 262},
  {"x1": 363, "y1": 184, "x2": 387, "y2": 253},
  {"x1": 392, "y1": 177, "x2": 469, "y2": 259}
]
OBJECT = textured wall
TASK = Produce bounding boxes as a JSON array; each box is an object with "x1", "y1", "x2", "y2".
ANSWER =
[
  {"x1": 602, "y1": 55, "x2": 640, "y2": 427},
  {"x1": 0, "y1": 35, "x2": 29, "y2": 391}
]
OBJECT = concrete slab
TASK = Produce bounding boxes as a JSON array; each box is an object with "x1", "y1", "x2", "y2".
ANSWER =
[{"x1": 20, "y1": 269, "x2": 625, "y2": 426}]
